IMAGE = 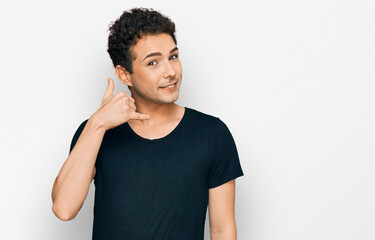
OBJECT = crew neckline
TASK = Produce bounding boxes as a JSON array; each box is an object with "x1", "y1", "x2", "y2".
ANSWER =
[{"x1": 125, "y1": 107, "x2": 189, "y2": 143}]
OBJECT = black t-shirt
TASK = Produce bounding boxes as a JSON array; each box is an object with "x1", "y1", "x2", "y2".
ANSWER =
[{"x1": 69, "y1": 107, "x2": 244, "y2": 240}]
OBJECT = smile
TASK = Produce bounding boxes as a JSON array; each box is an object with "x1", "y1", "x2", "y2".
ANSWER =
[{"x1": 160, "y1": 82, "x2": 177, "y2": 90}]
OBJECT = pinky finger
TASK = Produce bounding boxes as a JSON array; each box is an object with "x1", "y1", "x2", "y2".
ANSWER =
[{"x1": 130, "y1": 112, "x2": 150, "y2": 120}]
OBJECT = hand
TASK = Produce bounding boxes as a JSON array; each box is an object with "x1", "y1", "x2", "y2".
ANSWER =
[{"x1": 93, "y1": 78, "x2": 150, "y2": 131}]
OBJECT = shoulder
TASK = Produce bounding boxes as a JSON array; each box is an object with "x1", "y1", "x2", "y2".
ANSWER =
[
  {"x1": 73, "y1": 118, "x2": 90, "y2": 135},
  {"x1": 185, "y1": 108, "x2": 234, "y2": 147},
  {"x1": 185, "y1": 107, "x2": 221, "y2": 127},
  {"x1": 69, "y1": 118, "x2": 89, "y2": 153},
  {"x1": 186, "y1": 107, "x2": 230, "y2": 132},
  {"x1": 71, "y1": 118, "x2": 91, "y2": 141},
  {"x1": 78, "y1": 118, "x2": 89, "y2": 128},
  {"x1": 71, "y1": 118, "x2": 89, "y2": 134}
]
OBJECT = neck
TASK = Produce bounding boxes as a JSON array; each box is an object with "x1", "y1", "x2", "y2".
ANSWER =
[{"x1": 130, "y1": 101, "x2": 181, "y2": 127}]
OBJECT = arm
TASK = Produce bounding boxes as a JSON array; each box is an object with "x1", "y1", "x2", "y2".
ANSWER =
[
  {"x1": 209, "y1": 179, "x2": 237, "y2": 240},
  {"x1": 51, "y1": 114, "x2": 105, "y2": 221}
]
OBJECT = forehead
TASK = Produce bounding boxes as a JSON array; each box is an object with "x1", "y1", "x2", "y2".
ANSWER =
[{"x1": 130, "y1": 33, "x2": 176, "y2": 61}]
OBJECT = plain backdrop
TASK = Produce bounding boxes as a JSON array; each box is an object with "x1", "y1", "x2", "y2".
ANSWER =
[{"x1": 0, "y1": 0, "x2": 374, "y2": 239}]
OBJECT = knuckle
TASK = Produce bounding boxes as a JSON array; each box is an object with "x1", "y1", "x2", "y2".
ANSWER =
[{"x1": 116, "y1": 91, "x2": 125, "y2": 97}]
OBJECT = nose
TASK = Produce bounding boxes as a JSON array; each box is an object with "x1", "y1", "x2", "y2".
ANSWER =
[{"x1": 163, "y1": 61, "x2": 176, "y2": 79}]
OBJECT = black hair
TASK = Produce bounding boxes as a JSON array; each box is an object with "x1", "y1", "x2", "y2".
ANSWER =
[{"x1": 107, "y1": 7, "x2": 177, "y2": 74}]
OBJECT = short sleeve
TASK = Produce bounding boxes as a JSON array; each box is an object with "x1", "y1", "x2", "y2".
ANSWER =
[
  {"x1": 69, "y1": 119, "x2": 89, "y2": 154},
  {"x1": 208, "y1": 118, "x2": 244, "y2": 189}
]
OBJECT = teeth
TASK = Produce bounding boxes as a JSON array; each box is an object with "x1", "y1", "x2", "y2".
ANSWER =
[{"x1": 163, "y1": 83, "x2": 175, "y2": 88}]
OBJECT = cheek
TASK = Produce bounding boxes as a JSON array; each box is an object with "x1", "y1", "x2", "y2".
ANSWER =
[
  {"x1": 140, "y1": 70, "x2": 163, "y2": 90},
  {"x1": 172, "y1": 60, "x2": 182, "y2": 74},
  {"x1": 137, "y1": 69, "x2": 157, "y2": 83}
]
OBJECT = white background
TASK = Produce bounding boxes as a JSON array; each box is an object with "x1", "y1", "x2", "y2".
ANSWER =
[{"x1": 0, "y1": 0, "x2": 374, "y2": 239}]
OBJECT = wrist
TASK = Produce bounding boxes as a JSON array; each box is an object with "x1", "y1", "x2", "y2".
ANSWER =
[{"x1": 88, "y1": 113, "x2": 107, "y2": 132}]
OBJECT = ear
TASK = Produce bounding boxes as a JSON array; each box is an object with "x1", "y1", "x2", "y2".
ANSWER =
[{"x1": 115, "y1": 65, "x2": 133, "y2": 88}]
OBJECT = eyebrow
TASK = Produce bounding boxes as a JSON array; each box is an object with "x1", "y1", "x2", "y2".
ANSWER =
[{"x1": 142, "y1": 47, "x2": 179, "y2": 62}]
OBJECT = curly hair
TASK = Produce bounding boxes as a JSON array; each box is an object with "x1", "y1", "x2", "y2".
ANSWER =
[{"x1": 107, "y1": 7, "x2": 177, "y2": 74}]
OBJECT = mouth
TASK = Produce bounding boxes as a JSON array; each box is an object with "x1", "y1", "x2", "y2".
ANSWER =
[{"x1": 159, "y1": 81, "x2": 178, "y2": 90}]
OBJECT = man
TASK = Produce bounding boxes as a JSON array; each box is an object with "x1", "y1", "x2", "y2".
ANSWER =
[{"x1": 51, "y1": 7, "x2": 244, "y2": 240}]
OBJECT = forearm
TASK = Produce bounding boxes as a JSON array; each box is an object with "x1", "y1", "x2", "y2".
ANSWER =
[
  {"x1": 52, "y1": 115, "x2": 106, "y2": 220},
  {"x1": 210, "y1": 225, "x2": 237, "y2": 240}
]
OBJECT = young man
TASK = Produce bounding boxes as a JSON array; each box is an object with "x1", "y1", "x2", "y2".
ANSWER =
[{"x1": 52, "y1": 7, "x2": 244, "y2": 240}]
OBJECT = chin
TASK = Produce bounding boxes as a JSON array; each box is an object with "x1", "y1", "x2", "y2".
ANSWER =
[{"x1": 162, "y1": 94, "x2": 179, "y2": 104}]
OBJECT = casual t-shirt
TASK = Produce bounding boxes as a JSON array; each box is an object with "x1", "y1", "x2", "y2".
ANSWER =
[{"x1": 69, "y1": 106, "x2": 244, "y2": 240}]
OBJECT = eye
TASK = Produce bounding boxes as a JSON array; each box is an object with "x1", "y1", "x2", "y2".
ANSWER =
[
  {"x1": 169, "y1": 54, "x2": 178, "y2": 60},
  {"x1": 147, "y1": 60, "x2": 157, "y2": 66}
]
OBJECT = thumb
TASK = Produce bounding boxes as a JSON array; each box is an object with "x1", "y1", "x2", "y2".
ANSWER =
[{"x1": 103, "y1": 78, "x2": 114, "y2": 99}]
